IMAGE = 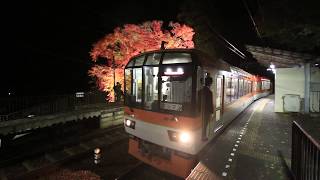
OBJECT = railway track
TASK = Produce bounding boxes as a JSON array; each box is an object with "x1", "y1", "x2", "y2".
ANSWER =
[
  {"x1": 0, "y1": 125, "x2": 127, "y2": 179},
  {"x1": 114, "y1": 161, "x2": 182, "y2": 180},
  {"x1": 114, "y1": 162, "x2": 143, "y2": 180}
]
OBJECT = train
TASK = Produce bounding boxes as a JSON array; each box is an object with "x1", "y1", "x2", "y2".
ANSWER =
[{"x1": 123, "y1": 48, "x2": 272, "y2": 178}]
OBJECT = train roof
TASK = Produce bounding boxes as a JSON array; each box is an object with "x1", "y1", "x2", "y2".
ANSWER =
[
  {"x1": 127, "y1": 48, "x2": 231, "y2": 71},
  {"x1": 127, "y1": 48, "x2": 270, "y2": 81}
]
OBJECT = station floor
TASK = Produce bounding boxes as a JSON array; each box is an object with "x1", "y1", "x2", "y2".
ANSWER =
[{"x1": 187, "y1": 95, "x2": 297, "y2": 180}]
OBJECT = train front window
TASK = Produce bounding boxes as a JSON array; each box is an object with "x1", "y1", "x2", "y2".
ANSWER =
[
  {"x1": 125, "y1": 52, "x2": 195, "y2": 115},
  {"x1": 144, "y1": 66, "x2": 159, "y2": 110},
  {"x1": 145, "y1": 53, "x2": 161, "y2": 65},
  {"x1": 125, "y1": 68, "x2": 142, "y2": 105},
  {"x1": 160, "y1": 66, "x2": 193, "y2": 114}
]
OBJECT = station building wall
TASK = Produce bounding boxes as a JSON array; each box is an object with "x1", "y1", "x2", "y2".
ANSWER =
[{"x1": 274, "y1": 67, "x2": 305, "y2": 112}]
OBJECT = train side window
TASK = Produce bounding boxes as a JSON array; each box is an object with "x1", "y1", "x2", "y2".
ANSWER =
[
  {"x1": 225, "y1": 78, "x2": 232, "y2": 104},
  {"x1": 232, "y1": 78, "x2": 238, "y2": 101},
  {"x1": 257, "y1": 82, "x2": 262, "y2": 91},
  {"x1": 216, "y1": 76, "x2": 223, "y2": 108},
  {"x1": 266, "y1": 81, "x2": 270, "y2": 89},
  {"x1": 162, "y1": 53, "x2": 192, "y2": 64},
  {"x1": 239, "y1": 79, "x2": 244, "y2": 97},
  {"x1": 244, "y1": 80, "x2": 248, "y2": 95},
  {"x1": 253, "y1": 81, "x2": 257, "y2": 92},
  {"x1": 262, "y1": 80, "x2": 270, "y2": 90}
]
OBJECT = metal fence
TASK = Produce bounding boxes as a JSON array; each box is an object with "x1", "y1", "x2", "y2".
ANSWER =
[
  {"x1": 291, "y1": 121, "x2": 320, "y2": 180},
  {"x1": 0, "y1": 91, "x2": 118, "y2": 121}
]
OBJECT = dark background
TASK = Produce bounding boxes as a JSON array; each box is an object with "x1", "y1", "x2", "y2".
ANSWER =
[
  {"x1": 1, "y1": 1, "x2": 186, "y2": 97},
  {"x1": 1, "y1": 0, "x2": 302, "y2": 97}
]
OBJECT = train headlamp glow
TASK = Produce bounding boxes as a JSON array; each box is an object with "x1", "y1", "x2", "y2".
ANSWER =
[
  {"x1": 124, "y1": 119, "x2": 135, "y2": 129},
  {"x1": 126, "y1": 119, "x2": 131, "y2": 126},
  {"x1": 168, "y1": 130, "x2": 191, "y2": 143},
  {"x1": 179, "y1": 132, "x2": 191, "y2": 143}
]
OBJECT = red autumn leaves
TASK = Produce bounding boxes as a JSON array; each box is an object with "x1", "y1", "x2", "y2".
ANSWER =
[{"x1": 89, "y1": 20, "x2": 195, "y2": 101}]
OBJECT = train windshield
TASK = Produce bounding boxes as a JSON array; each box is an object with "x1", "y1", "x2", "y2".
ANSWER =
[
  {"x1": 125, "y1": 52, "x2": 195, "y2": 116},
  {"x1": 160, "y1": 65, "x2": 193, "y2": 113}
]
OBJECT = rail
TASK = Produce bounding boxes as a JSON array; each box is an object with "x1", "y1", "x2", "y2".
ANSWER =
[
  {"x1": 0, "y1": 92, "x2": 121, "y2": 121},
  {"x1": 291, "y1": 120, "x2": 320, "y2": 180}
]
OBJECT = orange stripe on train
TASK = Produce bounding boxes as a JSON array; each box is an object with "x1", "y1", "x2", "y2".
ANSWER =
[{"x1": 124, "y1": 107, "x2": 202, "y2": 130}]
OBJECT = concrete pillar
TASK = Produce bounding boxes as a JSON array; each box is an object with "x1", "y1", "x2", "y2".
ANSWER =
[{"x1": 304, "y1": 63, "x2": 310, "y2": 113}]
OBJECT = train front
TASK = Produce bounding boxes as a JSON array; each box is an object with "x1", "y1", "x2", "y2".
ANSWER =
[{"x1": 123, "y1": 50, "x2": 201, "y2": 178}]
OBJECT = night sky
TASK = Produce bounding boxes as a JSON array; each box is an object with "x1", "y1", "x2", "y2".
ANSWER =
[{"x1": 1, "y1": 0, "x2": 259, "y2": 97}]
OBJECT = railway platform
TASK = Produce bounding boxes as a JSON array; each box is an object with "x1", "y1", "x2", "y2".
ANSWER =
[{"x1": 187, "y1": 95, "x2": 319, "y2": 180}]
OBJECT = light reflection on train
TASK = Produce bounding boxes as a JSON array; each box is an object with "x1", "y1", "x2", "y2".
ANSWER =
[{"x1": 123, "y1": 49, "x2": 271, "y2": 178}]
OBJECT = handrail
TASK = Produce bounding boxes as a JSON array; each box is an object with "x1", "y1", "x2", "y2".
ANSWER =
[
  {"x1": 291, "y1": 120, "x2": 319, "y2": 180},
  {"x1": 293, "y1": 121, "x2": 320, "y2": 149},
  {"x1": 0, "y1": 92, "x2": 118, "y2": 122}
]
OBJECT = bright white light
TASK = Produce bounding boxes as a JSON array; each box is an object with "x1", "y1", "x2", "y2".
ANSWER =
[
  {"x1": 125, "y1": 119, "x2": 131, "y2": 126},
  {"x1": 179, "y1": 132, "x2": 191, "y2": 143},
  {"x1": 94, "y1": 148, "x2": 101, "y2": 154},
  {"x1": 315, "y1": 63, "x2": 319, "y2": 66},
  {"x1": 164, "y1": 68, "x2": 184, "y2": 75},
  {"x1": 270, "y1": 64, "x2": 275, "y2": 69},
  {"x1": 27, "y1": 114, "x2": 35, "y2": 118},
  {"x1": 162, "y1": 76, "x2": 169, "y2": 81}
]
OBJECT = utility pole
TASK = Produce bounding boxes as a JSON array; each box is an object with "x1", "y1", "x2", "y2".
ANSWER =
[
  {"x1": 112, "y1": 57, "x2": 116, "y2": 88},
  {"x1": 112, "y1": 57, "x2": 116, "y2": 101}
]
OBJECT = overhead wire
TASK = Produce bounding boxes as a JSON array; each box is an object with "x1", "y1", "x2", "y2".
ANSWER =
[
  {"x1": 206, "y1": 23, "x2": 246, "y2": 59},
  {"x1": 242, "y1": 0, "x2": 262, "y2": 39}
]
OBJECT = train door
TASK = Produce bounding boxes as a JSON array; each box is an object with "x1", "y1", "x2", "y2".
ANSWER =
[
  {"x1": 215, "y1": 75, "x2": 223, "y2": 122},
  {"x1": 207, "y1": 72, "x2": 215, "y2": 138}
]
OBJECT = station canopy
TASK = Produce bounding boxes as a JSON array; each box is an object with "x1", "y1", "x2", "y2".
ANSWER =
[{"x1": 246, "y1": 45, "x2": 320, "y2": 68}]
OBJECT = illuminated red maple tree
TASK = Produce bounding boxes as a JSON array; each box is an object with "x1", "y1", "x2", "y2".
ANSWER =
[{"x1": 89, "y1": 20, "x2": 195, "y2": 101}]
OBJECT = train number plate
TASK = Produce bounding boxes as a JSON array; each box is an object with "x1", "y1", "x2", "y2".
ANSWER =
[{"x1": 160, "y1": 102, "x2": 183, "y2": 111}]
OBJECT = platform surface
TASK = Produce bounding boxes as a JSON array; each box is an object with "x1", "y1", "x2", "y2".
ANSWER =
[{"x1": 188, "y1": 95, "x2": 297, "y2": 180}]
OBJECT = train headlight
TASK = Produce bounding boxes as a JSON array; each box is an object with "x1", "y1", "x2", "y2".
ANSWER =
[
  {"x1": 124, "y1": 119, "x2": 135, "y2": 129},
  {"x1": 168, "y1": 130, "x2": 192, "y2": 143},
  {"x1": 179, "y1": 132, "x2": 191, "y2": 143},
  {"x1": 126, "y1": 119, "x2": 131, "y2": 126}
]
